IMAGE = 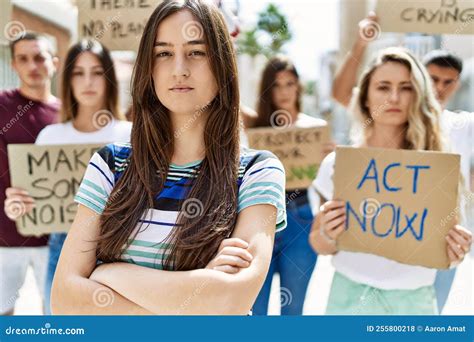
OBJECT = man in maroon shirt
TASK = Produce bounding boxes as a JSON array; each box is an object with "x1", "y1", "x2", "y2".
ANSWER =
[{"x1": 0, "y1": 32, "x2": 59, "y2": 315}]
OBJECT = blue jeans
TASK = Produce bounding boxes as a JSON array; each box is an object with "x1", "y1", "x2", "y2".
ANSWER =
[
  {"x1": 434, "y1": 268, "x2": 456, "y2": 313},
  {"x1": 252, "y1": 198, "x2": 317, "y2": 315},
  {"x1": 44, "y1": 233, "x2": 67, "y2": 315}
]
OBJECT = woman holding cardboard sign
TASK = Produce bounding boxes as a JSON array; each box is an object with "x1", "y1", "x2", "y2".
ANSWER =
[
  {"x1": 247, "y1": 55, "x2": 332, "y2": 315},
  {"x1": 309, "y1": 47, "x2": 472, "y2": 315},
  {"x1": 49, "y1": 0, "x2": 287, "y2": 315}
]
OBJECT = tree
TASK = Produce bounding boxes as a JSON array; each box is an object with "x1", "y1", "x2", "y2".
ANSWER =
[{"x1": 237, "y1": 3, "x2": 292, "y2": 58}]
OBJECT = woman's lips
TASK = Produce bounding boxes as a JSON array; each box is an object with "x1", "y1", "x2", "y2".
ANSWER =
[{"x1": 170, "y1": 87, "x2": 194, "y2": 93}]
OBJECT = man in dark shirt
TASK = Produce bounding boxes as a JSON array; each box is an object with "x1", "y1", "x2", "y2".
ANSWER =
[{"x1": 0, "y1": 32, "x2": 59, "y2": 315}]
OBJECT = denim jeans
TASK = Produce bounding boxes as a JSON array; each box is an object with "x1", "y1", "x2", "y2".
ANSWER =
[
  {"x1": 252, "y1": 197, "x2": 317, "y2": 315},
  {"x1": 44, "y1": 232, "x2": 67, "y2": 315},
  {"x1": 433, "y1": 268, "x2": 456, "y2": 313}
]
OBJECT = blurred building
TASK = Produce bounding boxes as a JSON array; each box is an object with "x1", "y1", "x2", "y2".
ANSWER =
[
  {"x1": 0, "y1": 0, "x2": 135, "y2": 114},
  {"x1": 0, "y1": 0, "x2": 75, "y2": 92}
]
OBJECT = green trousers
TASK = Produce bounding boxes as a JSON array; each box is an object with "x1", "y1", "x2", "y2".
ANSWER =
[{"x1": 326, "y1": 272, "x2": 438, "y2": 315}]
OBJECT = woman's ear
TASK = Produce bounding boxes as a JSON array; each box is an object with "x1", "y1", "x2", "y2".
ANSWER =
[{"x1": 52, "y1": 56, "x2": 59, "y2": 72}]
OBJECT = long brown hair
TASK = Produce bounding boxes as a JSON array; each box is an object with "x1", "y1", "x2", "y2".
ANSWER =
[
  {"x1": 96, "y1": 0, "x2": 241, "y2": 271},
  {"x1": 254, "y1": 55, "x2": 302, "y2": 127},
  {"x1": 60, "y1": 39, "x2": 122, "y2": 122}
]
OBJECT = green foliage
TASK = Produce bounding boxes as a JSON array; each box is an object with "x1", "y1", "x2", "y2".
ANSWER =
[{"x1": 237, "y1": 3, "x2": 292, "y2": 58}]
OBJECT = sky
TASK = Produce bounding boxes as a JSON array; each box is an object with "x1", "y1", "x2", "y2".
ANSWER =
[{"x1": 237, "y1": 0, "x2": 340, "y2": 81}]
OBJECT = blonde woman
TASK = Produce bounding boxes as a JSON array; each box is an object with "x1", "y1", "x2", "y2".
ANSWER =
[{"x1": 309, "y1": 47, "x2": 472, "y2": 315}]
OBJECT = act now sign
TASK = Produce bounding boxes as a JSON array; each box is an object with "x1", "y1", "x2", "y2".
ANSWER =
[
  {"x1": 247, "y1": 126, "x2": 331, "y2": 190},
  {"x1": 334, "y1": 147, "x2": 460, "y2": 269}
]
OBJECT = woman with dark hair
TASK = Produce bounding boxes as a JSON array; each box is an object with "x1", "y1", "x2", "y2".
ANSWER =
[
  {"x1": 5, "y1": 39, "x2": 132, "y2": 314},
  {"x1": 50, "y1": 0, "x2": 286, "y2": 315},
  {"x1": 250, "y1": 55, "x2": 330, "y2": 315}
]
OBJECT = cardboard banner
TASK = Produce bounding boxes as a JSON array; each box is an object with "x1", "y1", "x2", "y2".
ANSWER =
[
  {"x1": 7, "y1": 144, "x2": 104, "y2": 236},
  {"x1": 0, "y1": 1, "x2": 13, "y2": 45},
  {"x1": 376, "y1": 0, "x2": 474, "y2": 35},
  {"x1": 78, "y1": 0, "x2": 163, "y2": 51},
  {"x1": 333, "y1": 146, "x2": 460, "y2": 269},
  {"x1": 247, "y1": 126, "x2": 331, "y2": 190}
]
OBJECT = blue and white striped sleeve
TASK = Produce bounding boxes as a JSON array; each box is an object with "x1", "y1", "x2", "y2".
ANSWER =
[
  {"x1": 74, "y1": 146, "x2": 115, "y2": 214},
  {"x1": 238, "y1": 150, "x2": 287, "y2": 232}
]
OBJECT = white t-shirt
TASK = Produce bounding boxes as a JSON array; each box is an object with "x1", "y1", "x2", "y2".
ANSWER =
[
  {"x1": 311, "y1": 151, "x2": 437, "y2": 290},
  {"x1": 35, "y1": 120, "x2": 132, "y2": 145},
  {"x1": 294, "y1": 113, "x2": 327, "y2": 128},
  {"x1": 440, "y1": 110, "x2": 473, "y2": 190},
  {"x1": 440, "y1": 110, "x2": 473, "y2": 228}
]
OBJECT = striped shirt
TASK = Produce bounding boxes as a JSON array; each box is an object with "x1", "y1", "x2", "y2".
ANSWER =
[{"x1": 74, "y1": 142, "x2": 286, "y2": 269}]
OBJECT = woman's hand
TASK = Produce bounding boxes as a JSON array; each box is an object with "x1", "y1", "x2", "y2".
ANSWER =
[
  {"x1": 89, "y1": 263, "x2": 108, "y2": 283},
  {"x1": 319, "y1": 200, "x2": 347, "y2": 246},
  {"x1": 206, "y1": 238, "x2": 253, "y2": 274},
  {"x1": 4, "y1": 187, "x2": 35, "y2": 220},
  {"x1": 322, "y1": 141, "x2": 336, "y2": 160},
  {"x1": 88, "y1": 237, "x2": 254, "y2": 284},
  {"x1": 446, "y1": 225, "x2": 472, "y2": 268},
  {"x1": 357, "y1": 11, "x2": 379, "y2": 46}
]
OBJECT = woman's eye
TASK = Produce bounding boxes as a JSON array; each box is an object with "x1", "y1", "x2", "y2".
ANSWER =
[
  {"x1": 94, "y1": 71, "x2": 104, "y2": 76},
  {"x1": 155, "y1": 51, "x2": 171, "y2": 58},
  {"x1": 401, "y1": 86, "x2": 413, "y2": 91},
  {"x1": 189, "y1": 50, "x2": 206, "y2": 57},
  {"x1": 377, "y1": 86, "x2": 389, "y2": 91},
  {"x1": 72, "y1": 72, "x2": 83, "y2": 76}
]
